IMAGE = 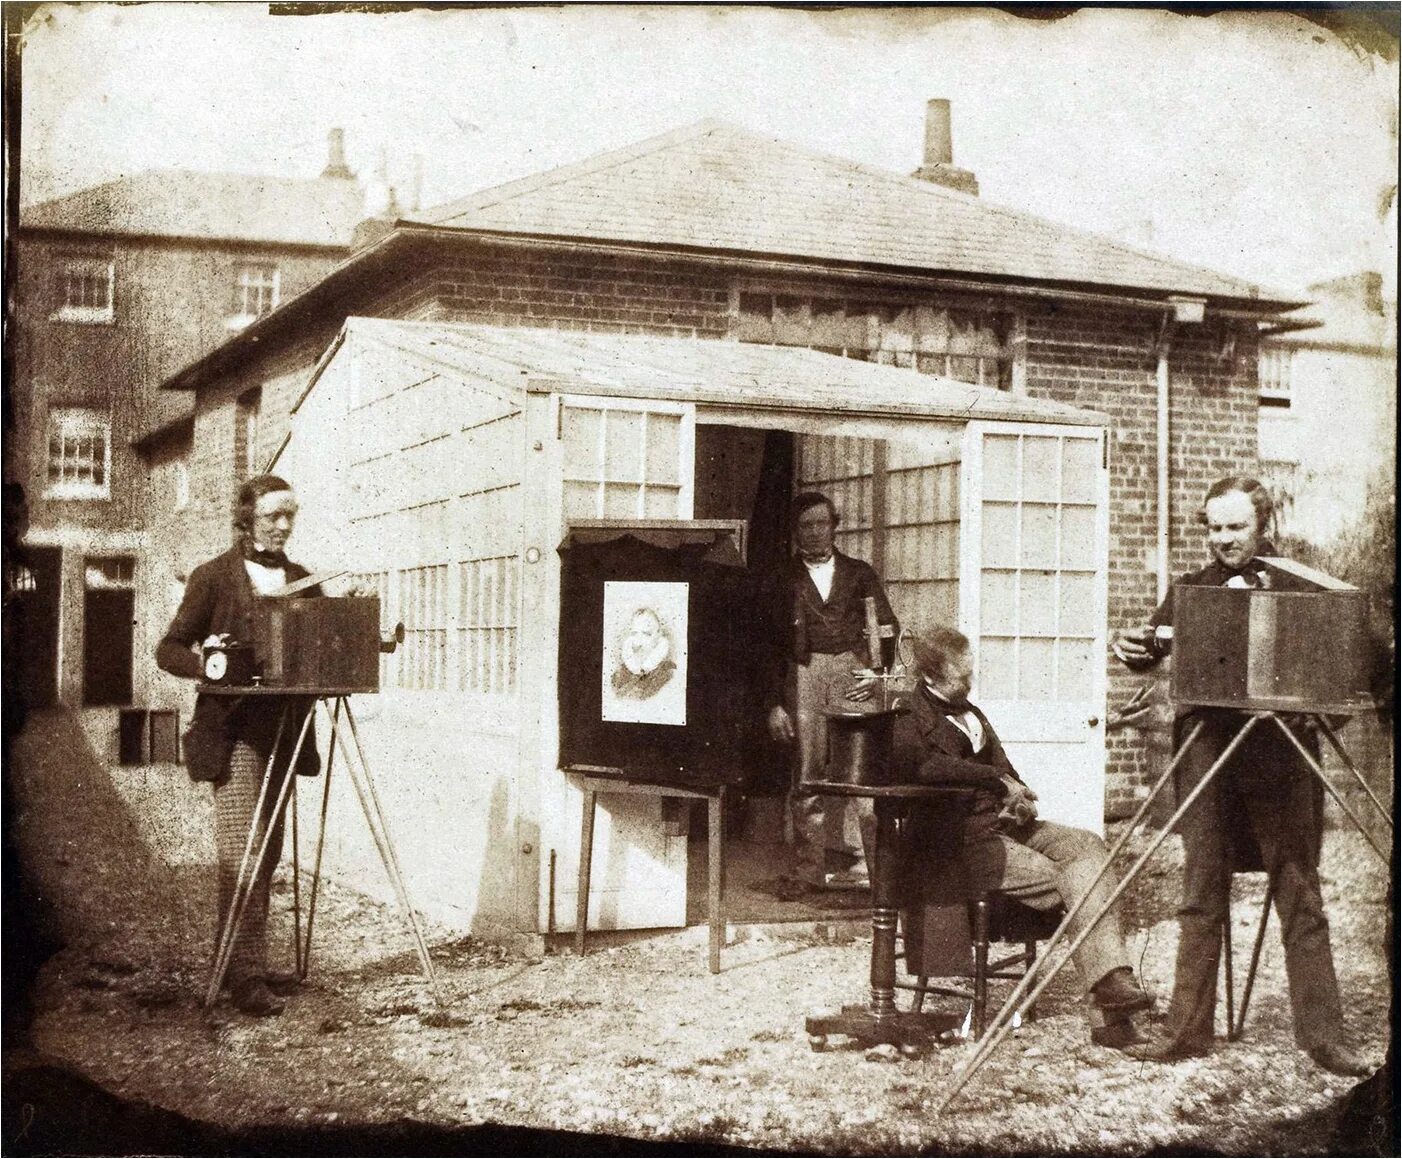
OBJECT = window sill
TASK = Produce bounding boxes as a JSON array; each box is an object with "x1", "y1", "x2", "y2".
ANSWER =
[
  {"x1": 225, "y1": 313, "x2": 261, "y2": 332},
  {"x1": 43, "y1": 485, "x2": 111, "y2": 501},
  {"x1": 50, "y1": 306, "x2": 114, "y2": 326}
]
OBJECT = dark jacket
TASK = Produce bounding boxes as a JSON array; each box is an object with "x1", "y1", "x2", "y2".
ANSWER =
[
  {"x1": 157, "y1": 545, "x2": 321, "y2": 784},
  {"x1": 759, "y1": 549, "x2": 897, "y2": 707},
  {"x1": 892, "y1": 683, "x2": 1026, "y2": 838}
]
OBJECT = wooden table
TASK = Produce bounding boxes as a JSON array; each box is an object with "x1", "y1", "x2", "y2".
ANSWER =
[
  {"x1": 802, "y1": 781, "x2": 973, "y2": 1054},
  {"x1": 566, "y1": 765, "x2": 728, "y2": 974}
]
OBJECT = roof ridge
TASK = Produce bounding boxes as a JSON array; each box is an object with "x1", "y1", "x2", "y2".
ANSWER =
[
  {"x1": 416, "y1": 119, "x2": 729, "y2": 223},
  {"x1": 24, "y1": 167, "x2": 357, "y2": 213},
  {"x1": 730, "y1": 125, "x2": 1273, "y2": 299}
]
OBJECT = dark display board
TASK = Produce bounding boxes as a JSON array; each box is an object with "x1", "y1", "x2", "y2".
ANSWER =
[{"x1": 557, "y1": 532, "x2": 756, "y2": 786}]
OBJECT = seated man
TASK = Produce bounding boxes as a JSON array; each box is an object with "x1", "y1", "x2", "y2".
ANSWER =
[{"x1": 897, "y1": 626, "x2": 1152, "y2": 1044}]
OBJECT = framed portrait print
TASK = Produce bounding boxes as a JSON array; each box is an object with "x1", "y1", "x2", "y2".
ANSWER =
[{"x1": 601, "y1": 581, "x2": 689, "y2": 725}]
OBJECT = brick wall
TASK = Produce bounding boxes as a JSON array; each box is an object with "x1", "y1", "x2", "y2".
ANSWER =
[
  {"x1": 411, "y1": 248, "x2": 732, "y2": 336},
  {"x1": 1025, "y1": 306, "x2": 1261, "y2": 816}
]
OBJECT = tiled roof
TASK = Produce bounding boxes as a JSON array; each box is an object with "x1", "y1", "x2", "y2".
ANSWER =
[
  {"x1": 22, "y1": 170, "x2": 363, "y2": 248},
  {"x1": 415, "y1": 121, "x2": 1278, "y2": 303},
  {"x1": 325, "y1": 318, "x2": 1106, "y2": 427}
]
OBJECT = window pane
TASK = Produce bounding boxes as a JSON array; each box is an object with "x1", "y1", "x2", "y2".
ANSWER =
[
  {"x1": 604, "y1": 410, "x2": 642, "y2": 481},
  {"x1": 562, "y1": 481, "x2": 600, "y2": 519},
  {"x1": 981, "y1": 502, "x2": 1018, "y2": 568},
  {"x1": 1019, "y1": 571, "x2": 1057, "y2": 635},
  {"x1": 1020, "y1": 504, "x2": 1058, "y2": 568},
  {"x1": 561, "y1": 408, "x2": 601, "y2": 475},
  {"x1": 643, "y1": 412, "x2": 681, "y2": 485},
  {"x1": 1060, "y1": 506, "x2": 1097, "y2": 569},
  {"x1": 603, "y1": 482, "x2": 641, "y2": 518},
  {"x1": 982, "y1": 435, "x2": 1018, "y2": 500},
  {"x1": 643, "y1": 485, "x2": 682, "y2": 518},
  {"x1": 1020, "y1": 638, "x2": 1056, "y2": 700},
  {"x1": 1061, "y1": 438, "x2": 1099, "y2": 504},
  {"x1": 978, "y1": 637, "x2": 1017, "y2": 700},
  {"x1": 1057, "y1": 639, "x2": 1095, "y2": 702},
  {"x1": 1059, "y1": 571, "x2": 1096, "y2": 635},
  {"x1": 1022, "y1": 438, "x2": 1059, "y2": 502},
  {"x1": 979, "y1": 570, "x2": 1017, "y2": 635}
]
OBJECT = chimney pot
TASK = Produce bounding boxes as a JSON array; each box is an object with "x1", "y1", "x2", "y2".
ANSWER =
[
  {"x1": 924, "y1": 99, "x2": 954, "y2": 167},
  {"x1": 911, "y1": 98, "x2": 979, "y2": 196},
  {"x1": 322, "y1": 128, "x2": 354, "y2": 180}
]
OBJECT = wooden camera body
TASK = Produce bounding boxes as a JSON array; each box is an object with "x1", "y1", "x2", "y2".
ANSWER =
[
  {"x1": 248, "y1": 596, "x2": 382, "y2": 694},
  {"x1": 1171, "y1": 585, "x2": 1372, "y2": 713}
]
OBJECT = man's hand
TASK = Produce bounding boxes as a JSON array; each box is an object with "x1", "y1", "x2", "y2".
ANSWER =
[
  {"x1": 996, "y1": 774, "x2": 1038, "y2": 828},
  {"x1": 1111, "y1": 624, "x2": 1156, "y2": 665},
  {"x1": 843, "y1": 667, "x2": 879, "y2": 704},
  {"x1": 767, "y1": 705, "x2": 794, "y2": 744}
]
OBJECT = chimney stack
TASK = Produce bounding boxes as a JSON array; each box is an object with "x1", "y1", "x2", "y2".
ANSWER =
[
  {"x1": 322, "y1": 128, "x2": 354, "y2": 180},
  {"x1": 912, "y1": 99, "x2": 979, "y2": 196}
]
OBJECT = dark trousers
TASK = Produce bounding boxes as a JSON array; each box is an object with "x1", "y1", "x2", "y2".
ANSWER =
[{"x1": 1163, "y1": 713, "x2": 1343, "y2": 1052}]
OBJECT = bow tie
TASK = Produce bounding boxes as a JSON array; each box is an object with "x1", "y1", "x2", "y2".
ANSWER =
[
  {"x1": 244, "y1": 545, "x2": 288, "y2": 569},
  {"x1": 801, "y1": 552, "x2": 834, "y2": 565}
]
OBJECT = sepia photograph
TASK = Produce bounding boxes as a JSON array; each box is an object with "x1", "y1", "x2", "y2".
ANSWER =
[{"x1": 2, "y1": 3, "x2": 1396, "y2": 1155}]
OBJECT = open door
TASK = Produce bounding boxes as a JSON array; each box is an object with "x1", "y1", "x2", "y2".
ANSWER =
[
  {"x1": 960, "y1": 422, "x2": 1109, "y2": 834},
  {"x1": 542, "y1": 394, "x2": 697, "y2": 932}
]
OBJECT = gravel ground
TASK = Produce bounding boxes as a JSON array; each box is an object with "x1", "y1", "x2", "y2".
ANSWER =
[{"x1": 4, "y1": 710, "x2": 1396, "y2": 1156}]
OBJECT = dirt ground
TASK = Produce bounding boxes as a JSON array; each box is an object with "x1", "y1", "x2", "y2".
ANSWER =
[{"x1": 3, "y1": 709, "x2": 1396, "y2": 1157}]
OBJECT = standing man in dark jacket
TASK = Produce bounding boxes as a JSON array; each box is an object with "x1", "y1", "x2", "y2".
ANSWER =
[
  {"x1": 157, "y1": 474, "x2": 321, "y2": 1017},
  {"x1": 761, "y1": 492, "x2": 896, "y2": 889},
  {"x1": 1113, "y1": 476, "x2": 1369, "y2": 1076},
  {"x1": 897, "y1": 626, "x2": 1153, "y2": 1038}
]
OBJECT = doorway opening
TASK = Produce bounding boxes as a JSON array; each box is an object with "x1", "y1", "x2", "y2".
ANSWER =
[
  {"x1": 82, "y1": 555, "x2": 135, "y2": 706},
  {"x1": 686, "y1": 421, "x2": 965, "y2": 923}
]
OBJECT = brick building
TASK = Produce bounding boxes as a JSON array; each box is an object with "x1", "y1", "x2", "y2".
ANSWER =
[
  {"x1": 10, "y1": 138, "x2": 364, "y2": 709},
  {"x1": 136, "y1": 113, "x2": 1309, "y2": 937}
]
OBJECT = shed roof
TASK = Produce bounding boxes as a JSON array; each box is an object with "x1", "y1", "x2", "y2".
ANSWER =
[
  {"x1": 328, "y1": 318, "x2": 1106, "y2": 427},
  {"x1": 415, "y1": 121, "x2": 1284, "y2": 305},
  {"x1": 21, "y1": 169, "x2": 363, "y2": 249}
]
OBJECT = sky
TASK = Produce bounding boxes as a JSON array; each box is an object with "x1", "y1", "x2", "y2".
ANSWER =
[{"x1": 13, "y1": 4, "x2": 1399, "y2": 298}]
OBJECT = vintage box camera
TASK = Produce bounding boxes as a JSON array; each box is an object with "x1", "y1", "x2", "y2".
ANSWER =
[
  {"x1": 248, "y1": 596, "x2": 383, "y2": 694},
  {"x1": 1171, "y1": 585, "x2": 1372, "y2": 713}
]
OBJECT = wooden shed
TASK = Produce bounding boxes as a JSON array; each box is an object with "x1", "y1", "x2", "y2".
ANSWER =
[{"x1": 277, "y1": 317, "x2": 1111, "y2": 938}]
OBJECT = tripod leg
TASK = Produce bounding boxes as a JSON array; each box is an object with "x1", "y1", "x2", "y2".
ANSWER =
[
  {"x1": 1222, "y1": 897, "x2": 1235, "y2": 1041},
  {"x1": 291, "y1": 782, "x2": 302, "y2": 978},
  {"x1": 933, "y1": 714, "x2": 1262, "y2": 1116},
  {"x1": 1234, "y1": 875, "x2": 1274, "y2": 1041},
  {"x1": 299, "y1": 697, "x2": 340, "y2": 981},
  {"x1": 1271, "y1": 716, "x2": 1390, "y2": 865},
  {"x1": 334, "y1": 701, "x2": 445, "y2": 1007},
  {"x1": 207, "y1": 701, "x2": 314, "y2": 1005},
  {"x1": 1311, "y1": 715, "x2": 1393, "y2": 830}
]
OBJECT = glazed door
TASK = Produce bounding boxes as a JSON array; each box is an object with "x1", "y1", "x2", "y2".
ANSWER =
[
  {"x1": 960, "y1": 422, "x2": 1109, "y2": 834},
  {"x1": 542, "y1": 394, "x2": 697, "y2": 933}
]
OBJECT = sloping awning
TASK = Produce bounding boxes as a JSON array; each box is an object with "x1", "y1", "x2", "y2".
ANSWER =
[{"x1": 326, "y1": 317, "x2": 1107, "y2": 428}]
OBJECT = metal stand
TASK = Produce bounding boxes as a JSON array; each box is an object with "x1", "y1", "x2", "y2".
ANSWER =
[
  {"x1": 933, "y1": 708, "x2": 1391, "y2": 1114},
  {"x1": 204, "y1": 692, "x2": 443, "y2": 1008},
  {"x1": 804, "y1": 786, "x2": 970, "y2": 1054}
]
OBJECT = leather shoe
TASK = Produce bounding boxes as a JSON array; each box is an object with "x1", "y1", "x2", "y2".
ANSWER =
[
  {"x1": 1118, "y1": 1030, "x2": 1209, "y2": 1062},
  {"x1": 1308, "y1": 1042, "x2": 1372, "y2": 1077},
  {"x1": 231, "y1": 978, "x2": 285, "y2": 1017},
  {"x1": 1092, "y1": 968, "x2": 1154, "y2": 1015}
]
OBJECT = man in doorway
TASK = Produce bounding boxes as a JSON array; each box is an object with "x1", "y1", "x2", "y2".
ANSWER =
[
  {"x1": 900, "y1": 625, "x2": 1154, "y2": 1042},
  {"x1": 1112, "y1": 475, "x2": 1370, "y2": 1076},
  {"x1": 761, "y1": 491, "x2": 896, "y2": 890},
  {"x1": 157, "y1": 474, "x2": 322, "y2": 1017}
]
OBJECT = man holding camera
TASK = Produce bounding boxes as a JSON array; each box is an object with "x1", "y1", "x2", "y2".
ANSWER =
[
  {"x1": 157, "y1": 474, "x2": 321, "y2": 1017},
  {"x1": 1113, "y1": 475, "x2": 1369, "y2": 1076}
]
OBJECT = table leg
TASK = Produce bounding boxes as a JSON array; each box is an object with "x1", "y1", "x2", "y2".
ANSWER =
[
  {"x1": 868, "y1": 799, "x2": 900, "y2": 1023},
  {"x1": 576, "y1": 787, "x2": 597, "y2": 959},
  {"x1": 708, "y1": 787, "x2": 724, "y2": 975}
]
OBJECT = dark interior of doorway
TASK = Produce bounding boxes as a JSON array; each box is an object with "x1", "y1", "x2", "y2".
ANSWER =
[{"x1": 687, "y1": 423, "x2": 877, "y2": 924}]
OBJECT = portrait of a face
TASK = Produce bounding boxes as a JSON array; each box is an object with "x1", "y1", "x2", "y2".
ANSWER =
[{"x1": 601, "y1": 582, "x2": 688, "y2": 725}]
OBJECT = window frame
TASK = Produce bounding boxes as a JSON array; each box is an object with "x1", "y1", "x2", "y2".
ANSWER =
[
  {"x1": 51, "y1": 253, "x2": 115, "y2": 325},
  {"x1": 45, "y1": 406, "x2": 113, "y2": 501},
  {"x1": 227, "y1": 262, "x2": 281, "y2": 330}
]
